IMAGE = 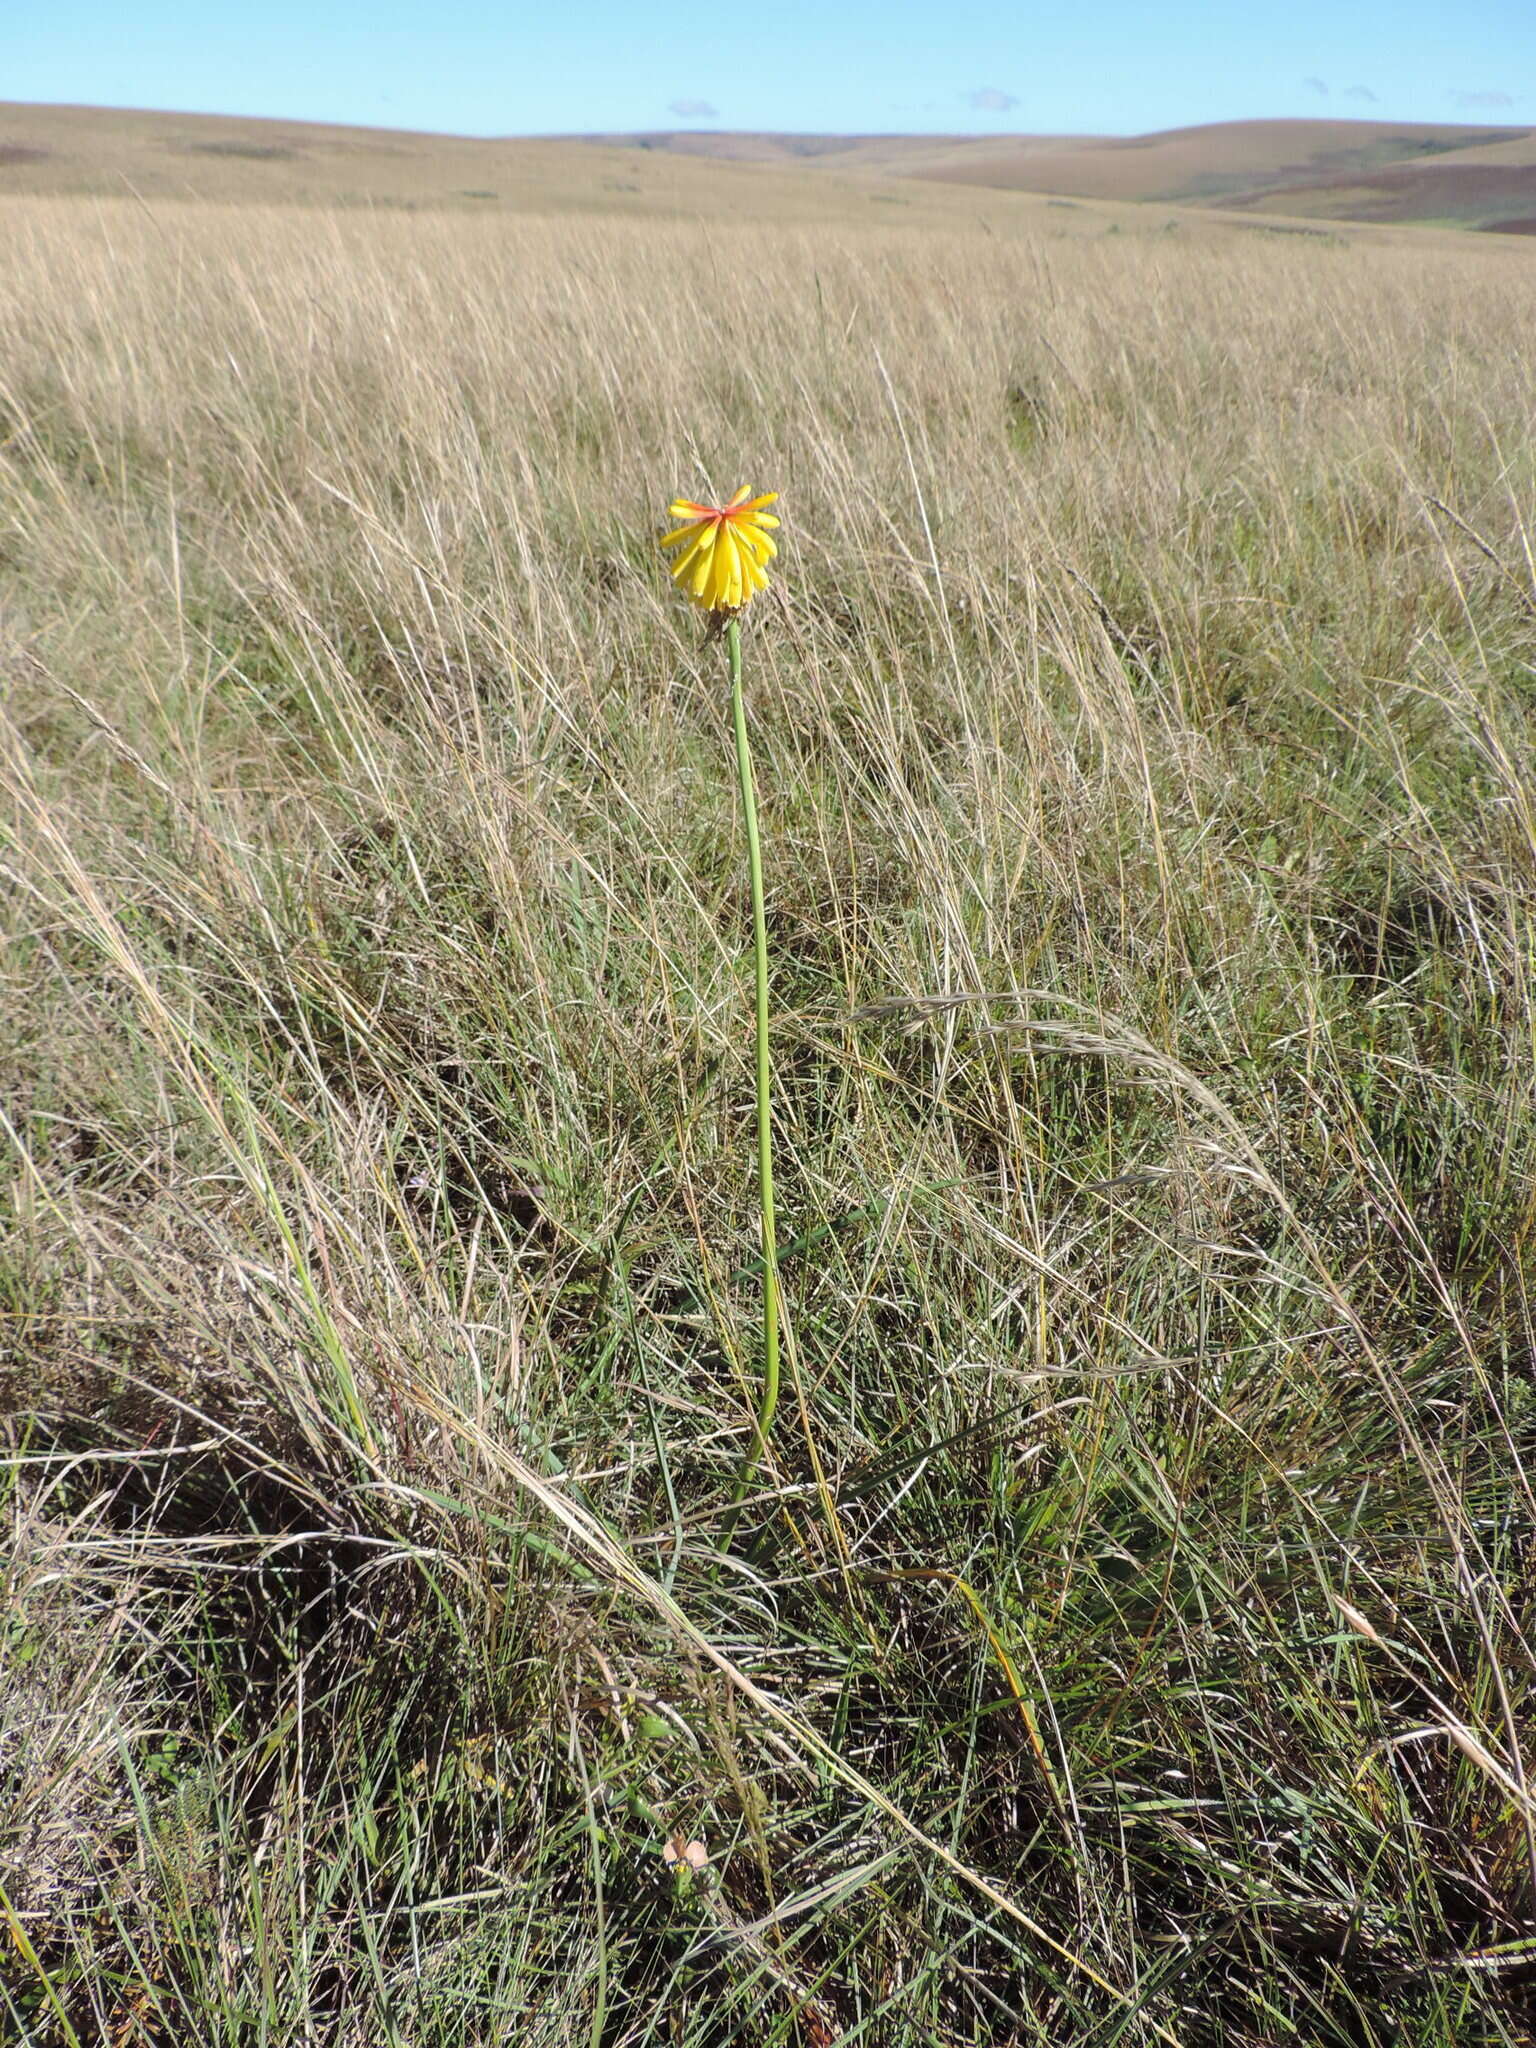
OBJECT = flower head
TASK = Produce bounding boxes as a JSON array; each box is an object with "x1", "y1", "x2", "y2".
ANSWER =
[{"x1": 660, "y1": 487, "x2": 779, "y2": 614}]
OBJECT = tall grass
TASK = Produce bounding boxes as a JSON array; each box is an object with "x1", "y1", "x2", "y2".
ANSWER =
[{"x1": 3, "y1": 194, "x2": 1536, "y2": 2044}]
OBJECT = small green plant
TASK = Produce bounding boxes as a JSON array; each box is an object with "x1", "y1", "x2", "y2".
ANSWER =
[{"x1": 660, "y1": 489, "x2": 788, "y2": 1515}]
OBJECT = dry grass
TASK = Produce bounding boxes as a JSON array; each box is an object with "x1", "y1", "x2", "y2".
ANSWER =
[{"x1": 3, "y1": 190, "x2": 1536, "y2": 2045}]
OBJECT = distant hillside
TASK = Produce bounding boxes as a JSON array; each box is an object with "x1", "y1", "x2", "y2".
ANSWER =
[
  {"x1": 0, "y1": 101, "x2": 1030, "y2": 227},
  {"x1": 3, "y1": 104, "x2": 1535, "y2": 233},
  {"x1": 596, "y1": 118, "x2": 1536, "y2": 231},
  {"x1": 0, "y1": 101, "x2": 703, "y2": 213}
]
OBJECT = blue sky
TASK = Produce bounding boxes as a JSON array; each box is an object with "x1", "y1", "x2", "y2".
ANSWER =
[{"x1": 6, "y1": 0, "x2": 1530, "y2": 137}]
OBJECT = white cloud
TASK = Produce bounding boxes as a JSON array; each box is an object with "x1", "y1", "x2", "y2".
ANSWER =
[
  {"x1": 1451, "y1": 89, "x2": 1515, "y2": 109},
  {"x1": 668, "y1": 98, "x2": 718, "y2": 119},
  {"x1": 1303, "y1": 76, "x2": 1329, "y2": 97},
  {"x1": 967, "y1": 88, "x2": 1019, "y2": 114},
  {"x1": 1343, "y1": 84, "x2": 1378, "y2": 103}
]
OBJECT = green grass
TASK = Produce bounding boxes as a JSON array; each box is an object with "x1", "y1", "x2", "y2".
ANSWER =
[{"x1": 2, "y1": 194, "x2": 1536, "y2": 2045}]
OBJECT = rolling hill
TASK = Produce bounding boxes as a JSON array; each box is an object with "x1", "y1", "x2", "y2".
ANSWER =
[
  {"x1": 3, "y1": 102, "x2": 1534, "y2": 232},
  {"x1": 591, "y1": 118, "x2": 1536, "y2": 230}
]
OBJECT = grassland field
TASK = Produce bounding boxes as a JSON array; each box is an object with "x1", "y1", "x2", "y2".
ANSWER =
[{"x1": 3, "y1": 151, "x2": 1536, "y2": 2048}]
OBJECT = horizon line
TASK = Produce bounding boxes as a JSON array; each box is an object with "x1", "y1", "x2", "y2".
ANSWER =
[{"x1": 5, "y1": 97, "x2": 1530, "y2": 147}]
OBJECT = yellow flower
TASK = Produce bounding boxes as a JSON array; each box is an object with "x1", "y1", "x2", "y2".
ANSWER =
[{"x1": 660, "y1": 487, "x2": 779, "y2": 614}]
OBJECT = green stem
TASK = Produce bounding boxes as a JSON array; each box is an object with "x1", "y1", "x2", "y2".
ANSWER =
[{"x1": 726, "y1": 613, "x2": 782, "y2": 1509}]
